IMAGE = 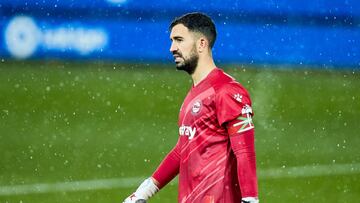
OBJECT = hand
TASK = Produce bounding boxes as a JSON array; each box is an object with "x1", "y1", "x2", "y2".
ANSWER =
[
  {"x1": 242, "y1": 197, "x2": 259, "y2": 203},
  {"x1": 123, "y1": 194, "x2": 147, "y2": 203},
  {"x1": 122, "y1": 178, "x2": 159, "y2": 203}
]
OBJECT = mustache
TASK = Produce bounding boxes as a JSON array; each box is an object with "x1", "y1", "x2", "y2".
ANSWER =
[{"x1": 172, "y1": 51, "x2": 182, "y2": 57}]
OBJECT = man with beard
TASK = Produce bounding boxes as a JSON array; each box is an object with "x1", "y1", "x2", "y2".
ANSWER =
[{"x1": 123, "y1": 12, "x2": 259, "y2": 203}]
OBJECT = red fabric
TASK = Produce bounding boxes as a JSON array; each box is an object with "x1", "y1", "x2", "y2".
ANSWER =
[
  {"x1": 151, "y1": 68, "x2": 258, "y2": 202},
  {"x1": 227, "y1": 124, "x2": 258, "y2": 198},
  {"x1": 152, "y1": 140, "x2": 180, "y2": 189},
  {"x1": 176, "y1": 69, "x2": 255, "y2": 202},
  {"x1": 215, "y1": 81, "x2": 252, "y2": 126}
]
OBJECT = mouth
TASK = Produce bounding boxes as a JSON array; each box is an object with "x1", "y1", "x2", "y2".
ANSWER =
[{"x1": 173, "y1": 55, "x2": 183, "y2": 63}]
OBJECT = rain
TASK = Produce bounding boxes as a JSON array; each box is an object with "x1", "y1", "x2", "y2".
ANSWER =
[{"x1": 0, "y1": 0, "x2": 359, "y2": 202}]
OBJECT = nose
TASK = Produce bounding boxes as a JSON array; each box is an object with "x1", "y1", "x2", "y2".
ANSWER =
[{"x1": 169, "y1": 42, "x2": 177, "y2": 53}]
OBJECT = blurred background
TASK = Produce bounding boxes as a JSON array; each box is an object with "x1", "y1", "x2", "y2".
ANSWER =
[{"x1": 0, "y1": 0, "x2": 359, "y2": 202}]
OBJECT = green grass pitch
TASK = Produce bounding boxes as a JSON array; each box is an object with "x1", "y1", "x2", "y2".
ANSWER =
[{"x1": 0, "y1": 60, "x2": 359, "y2": 202}]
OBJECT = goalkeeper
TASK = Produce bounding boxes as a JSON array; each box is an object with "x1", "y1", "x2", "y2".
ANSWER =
[{"x1": 123, "y1": 12, "x2": 259, "y2": 203}]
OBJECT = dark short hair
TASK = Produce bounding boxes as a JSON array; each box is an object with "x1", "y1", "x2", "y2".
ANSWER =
[{"x1": 170, "y1": 12, "x2": 217, "y2": 48}]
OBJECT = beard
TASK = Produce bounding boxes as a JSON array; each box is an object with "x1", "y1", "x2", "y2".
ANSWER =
[{"x1": 173, "y1": 46, "x2": 199, "y2": 75}]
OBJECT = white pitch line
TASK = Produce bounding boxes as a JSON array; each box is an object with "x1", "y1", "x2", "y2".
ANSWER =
[
  {"x1": 0, "y1": 177, "x2": 145, "y2": 196},
  {"x1": 258, "y1": 162, "x2": 360, "y2": 179},
  {"x1": 0, "y1": 163, "x2": 359, "y2": 196}
]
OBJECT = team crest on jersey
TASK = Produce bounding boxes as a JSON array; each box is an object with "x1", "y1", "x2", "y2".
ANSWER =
[{"x1": 191, "y1": 100, "x2": 202, "y2": 115}]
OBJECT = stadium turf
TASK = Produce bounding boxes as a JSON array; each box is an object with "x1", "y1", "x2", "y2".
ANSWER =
[{"x1": 0, "y1": 60, "x2": 359, "y2": 202}]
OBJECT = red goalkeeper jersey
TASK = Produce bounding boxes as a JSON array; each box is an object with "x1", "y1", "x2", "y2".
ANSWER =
[{"x1": 153, "y1": 68, "x2": 258, "y2": 203}]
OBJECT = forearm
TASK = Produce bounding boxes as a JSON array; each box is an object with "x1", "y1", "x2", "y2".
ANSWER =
[
  {"x1": 229, "y1": 128, "x2": 258, "y2": 198},
  {"x1": 152, "y1": 143, "x2": 180, "y2": 189},
  {"x1": 123, "y1": 142, "x2": 181, "y2": 203}
]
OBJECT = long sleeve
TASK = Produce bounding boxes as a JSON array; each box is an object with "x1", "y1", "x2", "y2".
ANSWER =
[
  {"x1": 228, "y1": 126, "x2": 258, "y2": 198},
  {"x1": 151, "y1": 139, "x2": 181, "y2": 189}
]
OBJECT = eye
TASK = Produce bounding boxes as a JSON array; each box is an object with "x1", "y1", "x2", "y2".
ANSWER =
[{"x1": 172, "y1": 37, "x2": 183, "y2": 42}]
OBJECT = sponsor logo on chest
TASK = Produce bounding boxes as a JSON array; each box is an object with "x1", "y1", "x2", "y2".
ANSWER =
[{"x1": 179, "y1": 125, "x2": 196, "y2": 140}]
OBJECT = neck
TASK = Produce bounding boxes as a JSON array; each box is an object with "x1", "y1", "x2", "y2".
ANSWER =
[{"x1": 191, "y1": 56, "x2": 216, "y2": 86}]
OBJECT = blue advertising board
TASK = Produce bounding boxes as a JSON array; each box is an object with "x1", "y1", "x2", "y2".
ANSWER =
[
  {"x1": 0, "y1": 0, "x2": 359, "y2": 67},
  {"x1": 1, "y1": 0, "x2": 359, "y2": 17}
]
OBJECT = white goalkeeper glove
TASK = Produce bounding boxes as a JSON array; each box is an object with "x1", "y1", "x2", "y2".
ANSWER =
[
  {"x1": 123, "y1": 178, "x2": 159, "y2": 203},
  {"x1": 242, "y1": 197, "x2": 259, "y2": 203}
]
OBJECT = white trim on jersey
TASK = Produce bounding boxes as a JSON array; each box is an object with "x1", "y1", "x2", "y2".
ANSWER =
[{"x1": 232, "y1": 113, "x2": 254, "y2": 133}]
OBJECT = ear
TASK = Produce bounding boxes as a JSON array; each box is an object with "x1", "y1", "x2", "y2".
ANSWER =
[{"x1": 197, "y1": 37, "x2": 208, "y2": 53}]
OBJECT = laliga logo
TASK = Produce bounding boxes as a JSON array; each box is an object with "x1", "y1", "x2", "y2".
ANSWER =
[
  {"x1": 5, "y1": 16, "x2": 40, "y2": 59},
  {"x1": 4, "y1": 16, "x2": 108, "y2": 59}
]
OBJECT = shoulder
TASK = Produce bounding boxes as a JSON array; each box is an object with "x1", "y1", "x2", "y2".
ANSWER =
[
  {"x1": 216, "y1": 81, "x2": 249, "y2": 95},
  {"x1": 212, "y1": 70, "x2": 253, "y2": 125},
  {"x1": 212, "y1": 70, "x2": 251, "y2": 101}
]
